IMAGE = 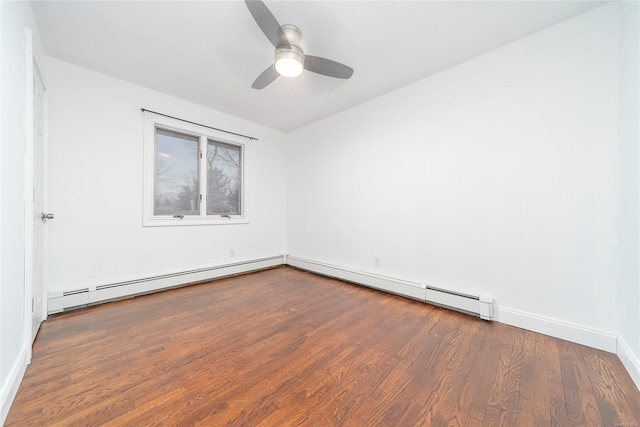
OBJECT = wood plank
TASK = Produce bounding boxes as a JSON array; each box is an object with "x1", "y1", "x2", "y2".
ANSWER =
[
  {"x1": 518, "y1": 331, "x2": 569, "y2": 426},
  {"x1": 438, "y1": 320, "x2": 497, "y2": 427},
  {"x1": 481, "y1": 326, "x2": 526, "y2": 426},
  {"x1": 557, "y1": 339, "x2": 603, "y2": 426},
  {"x1": 389, "y1": 312, "x2": 483, "y2": 426},
  {"x1": 6, "y1": 267, "x2": 640, "y2": 426},
  {"x1": 348, "y1": 309, "x2": 461, "y2": 425},
  {"x1": 268, "y1": 295, "x2": 440, "y2": 425},
  {"x1": 582, "y1": 345, "x2": 640, "y2": 426}
]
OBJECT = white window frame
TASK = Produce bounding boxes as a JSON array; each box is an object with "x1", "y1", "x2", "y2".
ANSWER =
[{"x1": 143, "y1": 111, "x2": 248, "y2": 226}]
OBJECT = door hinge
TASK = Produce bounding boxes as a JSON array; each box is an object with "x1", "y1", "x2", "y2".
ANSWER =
[
  {"x1": 33, "y1": 76, "x2": 36, "y2": 93},
  {"x1": 200, "y1": 151, "x2": 203, "y2": 159},
  {"x1": 31, "y1": 298, "x2": 35, "y2": 313},
  {"x1": 199, "y1": 194, "x2": 203, "y2": 201}
]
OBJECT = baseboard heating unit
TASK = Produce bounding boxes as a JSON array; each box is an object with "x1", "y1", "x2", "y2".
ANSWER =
[
  {"x1": 47, "y1": 255, "x2": 284, "y2": 314},
  {"x1": 48, "y1": 254, "x2": 494, "y2": 321},
  {"x1": 285, "y1": 255, "x2": 494, "y2": 321}
]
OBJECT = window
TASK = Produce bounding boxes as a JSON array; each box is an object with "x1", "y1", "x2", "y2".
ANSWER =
[
  {"x1": 143, "y1": 111, "x2": 247, "y2": 226},
  {"x1": 207, "y1": 140, "x2": 242, "y2": 215},
  {"x1": 154, "y1": 128, "x2": 200, "y2": 216}
]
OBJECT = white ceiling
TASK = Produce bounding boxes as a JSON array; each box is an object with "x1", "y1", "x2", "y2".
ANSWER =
[{"x1": 33, "y1": 0, "x2": 607, "y2": 132}]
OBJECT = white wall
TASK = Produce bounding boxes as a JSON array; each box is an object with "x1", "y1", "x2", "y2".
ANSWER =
[
  {"x1": 0, "y1": 0, "x2": 44, "y2": 422},
  {"x1": 287, "y1": 4, "x2": 621, "y2": 340},
  {"x1": 618, "y1": 0, "x2": 640, "y2": 386},
  {"x1": 45, "y1": 57, "x2": 287, "y2": 294}
]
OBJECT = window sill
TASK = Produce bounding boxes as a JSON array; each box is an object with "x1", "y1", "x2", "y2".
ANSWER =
[{"x1": 143, "y1": 217, "x2": 249, "y2": 227}]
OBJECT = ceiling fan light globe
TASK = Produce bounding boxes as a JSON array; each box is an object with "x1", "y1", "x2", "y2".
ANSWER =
[
  {"x1": 275, "y1": 57, "x2": 303, "y2": 77},
  {"x1": 274, "y1": 45, "x2": 304, "y2": 78}
]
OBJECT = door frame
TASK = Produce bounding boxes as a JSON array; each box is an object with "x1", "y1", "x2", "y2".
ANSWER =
[{"x1": 23, "y1": 28, "x2": 48, "y2": 361}]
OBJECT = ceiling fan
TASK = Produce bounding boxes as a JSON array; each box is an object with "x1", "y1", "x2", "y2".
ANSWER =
[{"x1": 245, "y1": 0, "x2": 354, "y2": 89}]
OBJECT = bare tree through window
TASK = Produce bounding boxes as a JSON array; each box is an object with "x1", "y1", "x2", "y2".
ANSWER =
[
  {"x1": 145, "y1": 112, "x2": 246, "y2": 225},
  {"x1": 154, "y1": 128, "x2": 199, "y2": 215},
  {"x1": 207, "y1": 140, "x2": 241, "y2": 215}
]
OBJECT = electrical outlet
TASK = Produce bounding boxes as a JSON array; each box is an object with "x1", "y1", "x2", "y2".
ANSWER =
[
  {"x1": 374, "y1": 256, "x2": 381, "y2": 267},
  {"x1": 230, "y1": 249, "x2": 236, "y2": 258}
]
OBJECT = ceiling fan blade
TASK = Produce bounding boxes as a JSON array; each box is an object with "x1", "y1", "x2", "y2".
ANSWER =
[
  {"x1": 251, "y1": 65, "x2": 279, "y2": 89},
  {"x1": 245, "y1": 0, "x2": 289, "y2": 48},
  {"x1": 304, "y1": 55, "x2": 354, "y2": 79}
]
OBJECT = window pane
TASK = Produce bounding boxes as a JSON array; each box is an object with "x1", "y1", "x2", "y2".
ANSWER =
[
  {"x1": 154, "y1": 128, "x2": 199, "y2": 216},
  {"x1": 207, "y1": 140, "x2": 241, "y2": 215}
]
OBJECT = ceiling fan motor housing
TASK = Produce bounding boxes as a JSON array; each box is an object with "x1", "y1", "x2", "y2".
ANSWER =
[
  {"x1": 280, "y1": 24, "x2": 302, "y2": 47},
  {"x1": 275, "y1": 24, "x2": 304, "y2": 70}
]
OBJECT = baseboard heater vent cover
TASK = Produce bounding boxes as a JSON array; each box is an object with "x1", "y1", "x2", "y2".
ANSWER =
[
  {"x1": 286, "y1": 255, "x2": 494, "y2": 321},
  {"x1": 48, "y1": 255, "x2": 284, "y2": 314}
]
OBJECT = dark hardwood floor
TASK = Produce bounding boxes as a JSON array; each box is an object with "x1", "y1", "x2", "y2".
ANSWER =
[{"x1": 6, "y1": 266, "x2": 640, "y2": 426}]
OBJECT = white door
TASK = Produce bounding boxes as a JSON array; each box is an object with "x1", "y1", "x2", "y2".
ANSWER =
[{"x1": 32, "y1": 61, "x2": 46, "y2": 342}]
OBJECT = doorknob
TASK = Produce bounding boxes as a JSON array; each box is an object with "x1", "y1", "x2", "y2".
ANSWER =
[{"x1": 41, "y1": 213, "x2": 54, "y2": 221}]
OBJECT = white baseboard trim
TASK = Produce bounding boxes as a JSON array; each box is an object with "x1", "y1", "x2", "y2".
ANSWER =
[
  {"x1": 48, "y1": 255, "x2": 285, "y2": 313},
  {"x1": 495, "y1": 306, "x2": 618, "y2": 353},
  {"x1": 617, "y1": 335, "x2": 640, "y2": 391},
  {"x1": 285, "y1": 255, "x2": 494, "y2": 320},
  {"x1": 1, "y1": 344, "x2": 29, "y2": 425}
]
